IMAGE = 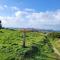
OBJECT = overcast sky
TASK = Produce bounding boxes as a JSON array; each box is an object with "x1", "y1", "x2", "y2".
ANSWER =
[{"x1": 0, "y1": 0, "x2": 60, "y2": 30}]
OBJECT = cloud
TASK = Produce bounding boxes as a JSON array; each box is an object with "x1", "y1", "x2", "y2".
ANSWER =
[
  {"x1": 0, "y1": 5, "x2": 8, "y2": 11},
  {"x1": 11, "y1": 6, "x2": 19, "y2": 11},
  {"x1": 0, "y1": 16, "x2": 19, "y2": 27},
  {"x1": 24, "y1": 8, "x2": 35, "y2": 12},
  {"x1": 15, "y1": 11, "x2": 21, "y2": 17},
  {"x1": 0, "y1": 7, "x2": 60, "y2": 30},
  {"x1": 4, "y1": 5, "x2": 8, "y2": 8},
  {"x1": 14, "y1": 9, "x2": 60, "y2": 30},
  {"x1": 15, "y1": 10, "x2": 28, "y2": 18},
  {"x1": 0, "y1": 5, "x2": 19, "y2": 13}
]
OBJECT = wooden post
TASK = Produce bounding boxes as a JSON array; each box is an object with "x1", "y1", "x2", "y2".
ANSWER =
[{"x1": 22, "y1": 29, "x2": 26, "y2": 48}]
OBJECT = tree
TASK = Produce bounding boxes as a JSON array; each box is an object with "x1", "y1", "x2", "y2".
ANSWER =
[{"x1": 0, "y1": 20, "x2": 2, "y2": 29}]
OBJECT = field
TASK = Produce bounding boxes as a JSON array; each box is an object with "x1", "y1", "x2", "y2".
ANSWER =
[{"x1": 0, "y1": 29, "x2": 60, "y2": 60}]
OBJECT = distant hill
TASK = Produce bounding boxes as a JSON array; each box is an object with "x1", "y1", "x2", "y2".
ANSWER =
[{"x1": 4, "y1": 27, "x2": 55, "y2": 32}]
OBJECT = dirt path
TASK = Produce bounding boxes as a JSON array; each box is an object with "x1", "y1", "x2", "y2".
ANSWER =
[{"x1": 53, "y1": 45, "x2": 60, "y2": 56}]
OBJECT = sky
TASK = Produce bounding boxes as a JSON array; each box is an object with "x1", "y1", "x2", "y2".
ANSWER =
[{"x1": 0, "y1": 0, "x2": 60, "y2": 30}]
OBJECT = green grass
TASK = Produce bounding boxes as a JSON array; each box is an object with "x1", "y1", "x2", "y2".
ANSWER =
[{"x1": 0, "y1": 29, "x2": 59, "y2": 60}]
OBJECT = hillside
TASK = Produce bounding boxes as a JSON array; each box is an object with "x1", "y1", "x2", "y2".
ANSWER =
[{"x1": 0, "y1": 29, "x2": 60, "y2": 60}]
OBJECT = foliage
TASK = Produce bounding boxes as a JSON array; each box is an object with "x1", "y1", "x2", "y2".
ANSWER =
[{"x1": 0, "y1": 29, "x2": 60, "y2": 60}]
